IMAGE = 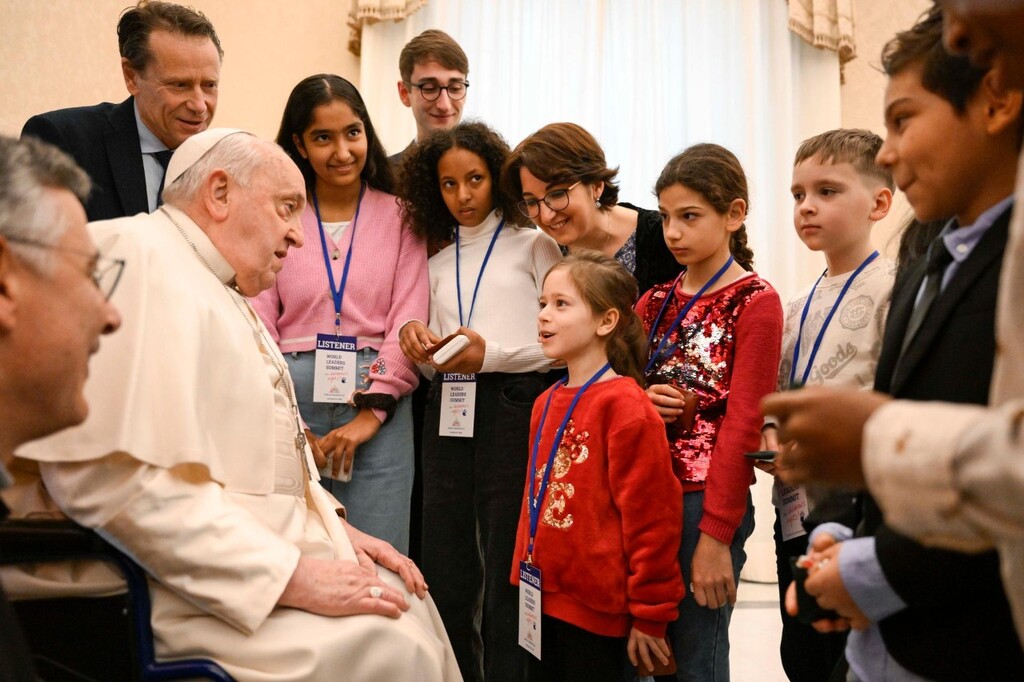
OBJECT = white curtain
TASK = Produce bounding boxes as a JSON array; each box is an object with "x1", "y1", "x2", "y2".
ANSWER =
[
  {"x1": 361, "y1": 0, "x2": 842, "y2": 583},
  {"x1": 360, "y1": 0, "x2": 840, "y2": 303}
]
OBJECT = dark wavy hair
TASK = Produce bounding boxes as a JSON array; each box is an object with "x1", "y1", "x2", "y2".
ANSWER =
[
  {"x1": 881, "y1": 5, "x2": 986, "y2": 114},
  {"x1": 399, "y1": 121, "x2": 528, "y2": 249},
  {"x1": 654, "y1": 143, "x2": 755, "y2": 271},
  {"x1": 275, "y1": 74, "x2": 394, "y2": 194},
  {"x1": 502, "y1": 122, "x2": 620, "y2": 209},
  {"x1": 546, "y1": 251, "x2": 646, "y2": 385}
]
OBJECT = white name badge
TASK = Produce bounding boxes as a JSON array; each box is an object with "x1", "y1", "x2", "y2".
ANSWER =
[
  {"x1": 439, "y1": 373, "x2": 476, "y2": 437},
  {"x1": 774, "y1": 480, "x2": 809, "y2": 541},
  {"x1": 518, "y1": 561, "x2": 542, "y2": 660},
  {"x1": 313, "y1": 333, "x2": 357, "y2": 403}
]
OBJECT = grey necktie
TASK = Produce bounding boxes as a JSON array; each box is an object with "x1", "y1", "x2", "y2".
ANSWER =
[{"x1": 894, "y1": 235, "x2": 955, "y2": 372}]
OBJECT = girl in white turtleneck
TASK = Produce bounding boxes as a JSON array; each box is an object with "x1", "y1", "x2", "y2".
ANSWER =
[{"x1": 398, "y1": 121, "x2": 562, "y2": 680}]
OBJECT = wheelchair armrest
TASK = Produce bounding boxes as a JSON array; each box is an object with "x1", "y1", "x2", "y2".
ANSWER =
[
  {"x1": 0, "y1": 517, "x2": 235, "y2": 681},
  {"x1": 0, "y1": 517, "x2": 114, "y2": 565}
]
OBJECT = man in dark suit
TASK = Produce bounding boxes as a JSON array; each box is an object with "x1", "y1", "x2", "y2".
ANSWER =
[
  {"x1": 388, "y1": 30, "x2": 469, "y2": 167},
  {"x1": 0, "y1": 136, "x2": 122, "y2": 681},
  {"x1": 770, "y1": 8, "x2": 1024, "y2": 681},
  {"x1": 21, "y1": 1, "x2": 222, "y2": 222}
]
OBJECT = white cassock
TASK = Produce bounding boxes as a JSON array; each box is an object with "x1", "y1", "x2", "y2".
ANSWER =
[{"x1": 2, "y1": 206, "x2": 461, "y2": 681}]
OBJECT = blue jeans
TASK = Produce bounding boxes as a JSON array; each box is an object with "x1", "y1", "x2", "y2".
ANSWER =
[
  {"x1": 665, "y1": 490, "x2": 755, "y2": 682},
  {"x1": 287, "y1": 348, "x2": 414, "y2": 554}
]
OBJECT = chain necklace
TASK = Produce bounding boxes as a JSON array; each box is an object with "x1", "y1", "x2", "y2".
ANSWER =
[{"x1": 160, "y1": 208, "x2": 309, "y2": 463}]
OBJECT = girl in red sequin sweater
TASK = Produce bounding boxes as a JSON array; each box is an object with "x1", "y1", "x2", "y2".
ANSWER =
[
  {"x1": 511, "y1": 252, "x2": 684, "y2": 680},
  {"x1": 638, "y1": 144, "x2": 783, "y2": 680}
]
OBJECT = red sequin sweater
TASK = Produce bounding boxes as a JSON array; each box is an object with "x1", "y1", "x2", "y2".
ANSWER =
[
  {"x1": 510, "y1": 377, "x2": 684, "y2": 638},
  {"x1": 636, "y1": 273, "x2": 783, "y2": 545}
]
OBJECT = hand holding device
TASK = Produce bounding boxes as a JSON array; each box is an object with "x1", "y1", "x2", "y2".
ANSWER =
[{"x1": 429, "y1": 333, "x2": 470, "y2": 365}]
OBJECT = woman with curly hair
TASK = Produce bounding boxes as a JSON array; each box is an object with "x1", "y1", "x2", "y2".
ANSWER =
[
  {"x1": 397, "y1": 121, "x2": 562, "y2": 682},
  {"x1": 252, "y1": 74, "x2": 428, "y2": 554}
]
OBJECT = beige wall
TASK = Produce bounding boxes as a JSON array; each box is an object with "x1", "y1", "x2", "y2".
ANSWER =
[
  {"x1": 840, "y1": 0, "x2": 933, "y2": 255},
  {"x1": 0, "y1": 0, "x2": 359, "y2": 140},
  {"x1": 0, "y1": 0, "x2": 935, "y2": 249}
]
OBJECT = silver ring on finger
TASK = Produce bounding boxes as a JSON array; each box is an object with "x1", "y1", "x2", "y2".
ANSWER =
[{"x1": 369, "y1": 585, "x2": 383, "y2": 599}]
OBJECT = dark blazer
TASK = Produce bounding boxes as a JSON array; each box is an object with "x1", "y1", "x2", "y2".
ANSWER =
[
  {"x1": 865, "y1": 206, "x2": 1024, "y2": 681},
  {"x1": 0, "y1": 500, "x2": 36, "y2": 682},
  {"x1": 22, "y1": 97, "x2": 149, "y2": 222},
  {"x1": 388, "y1": 140, "x2": 416, "y2": 169}
]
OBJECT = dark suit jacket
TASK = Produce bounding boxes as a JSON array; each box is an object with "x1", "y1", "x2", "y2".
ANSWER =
[
  {"x1": 865, "y1": 206, "x2": 1024, "y2": 680},
  {"x1": 0, "y1": 500, "x2": 36, "y2": 682},
  {"x1": 387, "y1": 140, "x2": 416, "y2": 169},
  {"x1": 22, "y1": 97, "x2": 149, "y2": 222}
]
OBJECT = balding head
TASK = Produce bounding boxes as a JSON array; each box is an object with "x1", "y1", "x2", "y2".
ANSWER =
[{"x1": 161, "y1": 130, "x2": 306, "y2": 296}]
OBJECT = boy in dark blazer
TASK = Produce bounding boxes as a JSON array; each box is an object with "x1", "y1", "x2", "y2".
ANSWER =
[{"x1": 787, "y1": 7, "x2": 1024, "y2": 681}]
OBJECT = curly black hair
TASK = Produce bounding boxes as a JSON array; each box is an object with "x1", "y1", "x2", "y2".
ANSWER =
[{"x1": 399, "y1": 120, "x2": 529, "y2": 250}]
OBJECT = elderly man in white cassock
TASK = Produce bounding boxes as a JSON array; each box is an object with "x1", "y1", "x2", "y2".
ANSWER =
[{"x1": 2, "y1": 128, "x2": 461, "y2": 681}]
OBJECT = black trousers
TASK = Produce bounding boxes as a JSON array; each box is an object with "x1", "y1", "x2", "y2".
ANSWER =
[
  {"x1": 421, "y1": 371, "x2": 553, "y2": 682},
  {"x1": 524, "y1": 614, "x2": 627, "y2": 682},
  {"x1": 774, "y1": 513, "x2": 848, "y2": 682}
]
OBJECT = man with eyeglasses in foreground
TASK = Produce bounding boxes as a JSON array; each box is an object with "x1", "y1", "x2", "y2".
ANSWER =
[
  {"x1": 0, "y1": 135, "x2": 122, "y2": 681},
  {"x1": 1, "y1": 128, "x2": 460, "y2": 681},
  {"x1": 390, "y1": 29, "x2": 470, "y2": 166}
]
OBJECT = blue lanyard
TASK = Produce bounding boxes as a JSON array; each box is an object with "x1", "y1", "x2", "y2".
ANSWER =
[
  {"x1": 526, "y1": 362, "x2": 611, "y2": 562},
  {"x1": 455, "y1": 219, "x2": 505, "y2": 327},
  {"x1": 644, "y1": 255, "x2": 734, "y2": 373},
  {"x1": 312, "y1": 184, "x2": 365, "y2": 334},
  {"x1": 789, "y1": 250, "x2": 879, "y2": 387}
]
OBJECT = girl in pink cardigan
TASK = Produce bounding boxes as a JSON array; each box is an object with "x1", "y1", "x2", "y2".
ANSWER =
[{"x1": 253, "y1": 74, "x2": 428, "y2": 553}]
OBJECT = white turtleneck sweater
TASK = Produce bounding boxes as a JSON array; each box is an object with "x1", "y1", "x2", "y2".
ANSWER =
[{"x1": 425, "y1": 210, "x2": 563, "y2": 374}]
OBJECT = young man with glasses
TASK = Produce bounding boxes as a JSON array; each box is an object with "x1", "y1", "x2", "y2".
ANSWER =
[
  {"x1": 391, "y1": 29, "x2": 470, "y2": 165},
  {"x1": 0, "y1": 135, "x2": 122, "y2": 682}
]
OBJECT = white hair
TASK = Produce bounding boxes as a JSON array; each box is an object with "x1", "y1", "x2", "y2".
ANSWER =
[{"x1": 161, "y1": 133, "x2": 274, "y2": 206}]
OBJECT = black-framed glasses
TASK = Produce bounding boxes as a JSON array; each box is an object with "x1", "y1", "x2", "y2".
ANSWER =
[
  {"x1": 4, "y1": 235, "x2": 126, "y2": 300},
  {"x1": 407, "y1": 79, "x2": 469, "y2": 101},
  {"x1": 516, "y1": 180, "x2": 582, "y2": 219}
]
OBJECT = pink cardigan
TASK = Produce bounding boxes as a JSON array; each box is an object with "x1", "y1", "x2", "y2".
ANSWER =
[{"x1": 252, "y1": 186, "x2": 428, "y2": 400}]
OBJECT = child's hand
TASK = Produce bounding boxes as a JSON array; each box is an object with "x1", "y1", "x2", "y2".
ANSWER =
[
  {"x1": 399, "y1": 321, "x2": 440, "y2": 364},
  {"x1": 431, "y1": 326, "x2": 485, "y2": 374},
  {"x1": 802, "y1": 543, "x2": 871, "y2": 631},
  {"x1": 691, "y1": 532, "x2": 737, "y2": 609},
  {"x1": 646, "y1": 383, "x2": 685, "y2": 423},
  {"x1": 317, "y1": 409, "x2": 382, "y2": 479},
  {"x1": 627, "y1": 626, "x2": 671, "y2": 672}
]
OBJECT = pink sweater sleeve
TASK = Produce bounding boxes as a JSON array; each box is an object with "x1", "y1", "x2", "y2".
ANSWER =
[
  {"x1": 365, "y1": 220, "x2": 428, "y2": 400},
  {"x1": 699, "y1": 288, "x2": 784, "y2": 544},
  {"x1": 251, "y1": 279, "x2": 283, "y2": 344}
]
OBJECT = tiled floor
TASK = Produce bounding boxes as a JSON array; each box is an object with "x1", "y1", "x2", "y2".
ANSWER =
[{"x1": 730, "y1": 579, "x2": 788, "y2": 681}]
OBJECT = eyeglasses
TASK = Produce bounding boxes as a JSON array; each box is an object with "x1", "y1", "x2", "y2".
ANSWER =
[
  {"x1": 5, "y1": 235, "x2": 126, "y2": 300},
  {"x1": 516, "y1": 181, "x2": 582, "y2": 219},
  {"x1": 407, "y1": 79, "x2": 469, "y2": 101}
]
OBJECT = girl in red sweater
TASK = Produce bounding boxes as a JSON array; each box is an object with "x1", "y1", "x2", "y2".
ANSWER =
[
  {"x1": 638, "y1": 144, "x2": 783, "y2": 681},
  {"x1": 511, "y1": 251, "x2": 684, "y2": 681}
]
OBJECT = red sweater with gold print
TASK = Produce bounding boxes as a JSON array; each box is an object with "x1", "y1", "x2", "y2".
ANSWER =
[
  {"x1": 510, "y1": 376, "x2": 684, "y2": 638},
  {"x1": 636, "y1": 273, "x2": 783, "y2": 545}
]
